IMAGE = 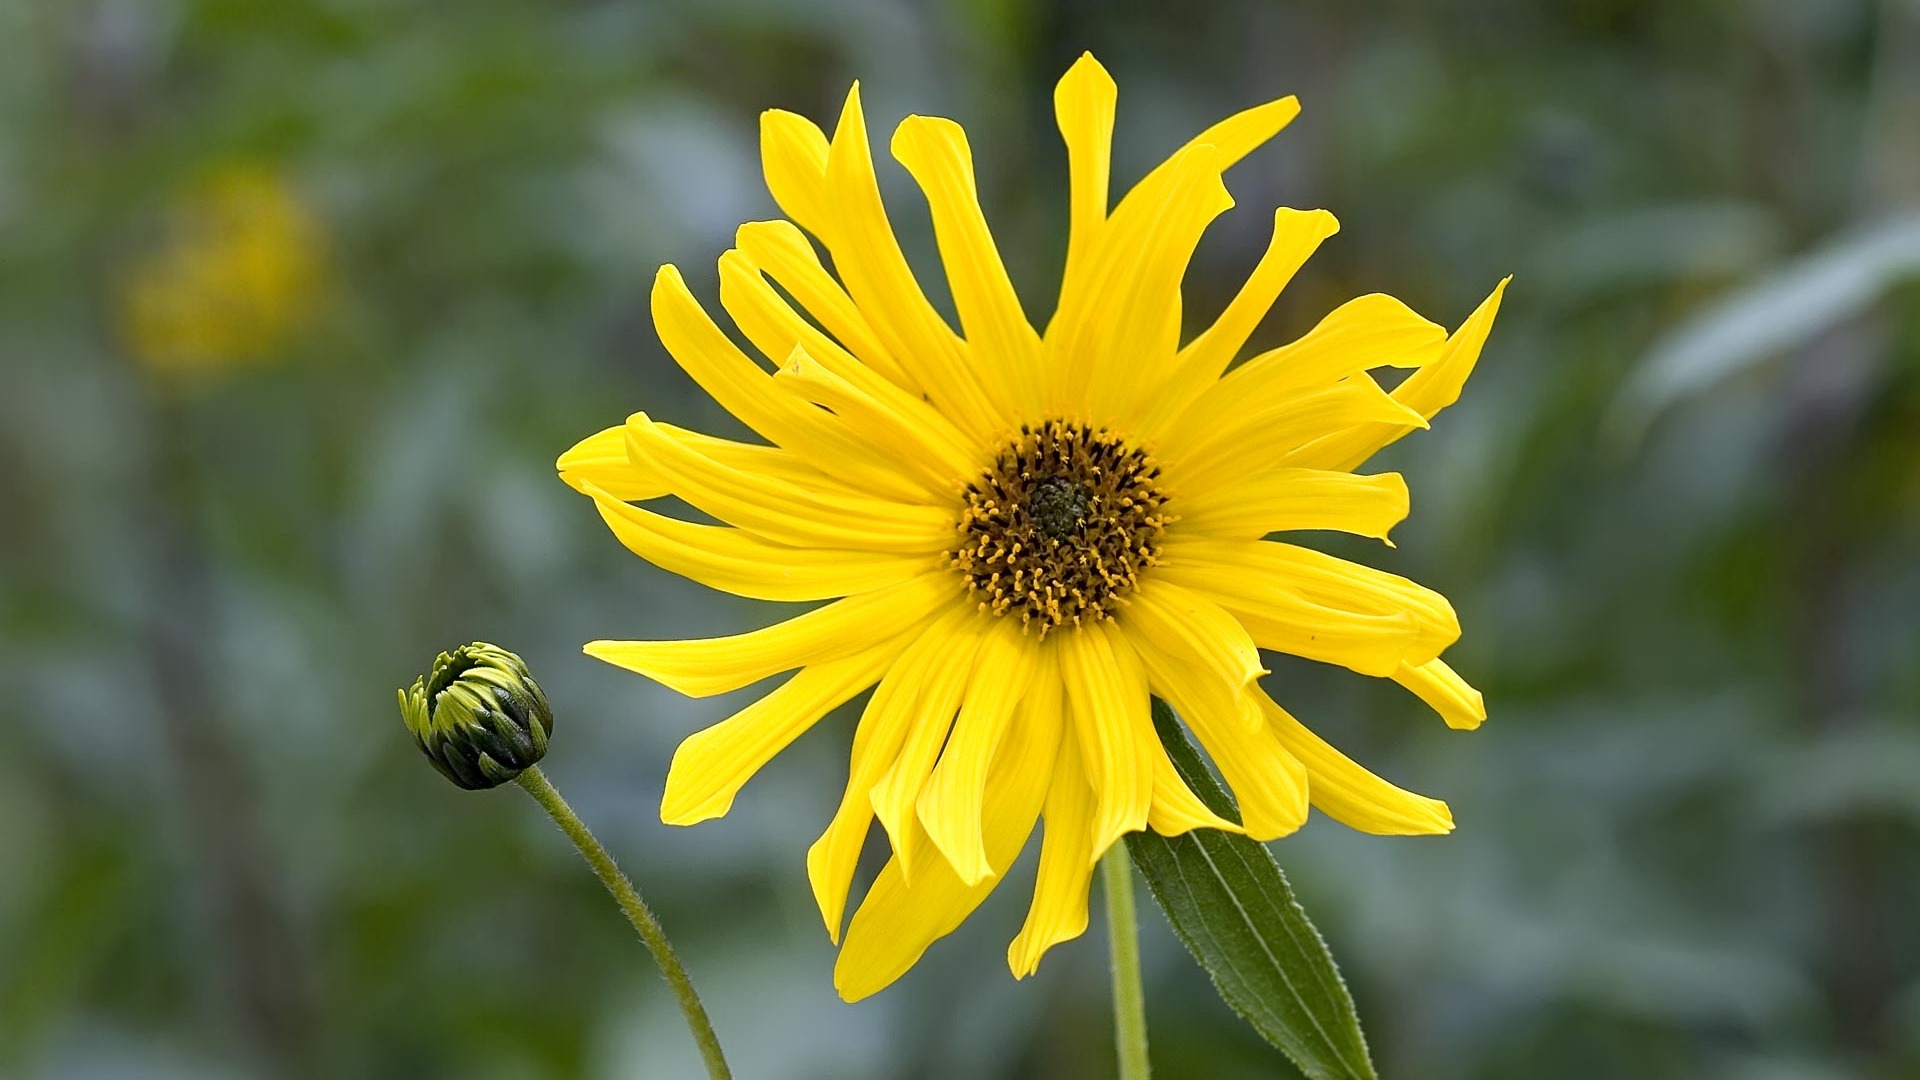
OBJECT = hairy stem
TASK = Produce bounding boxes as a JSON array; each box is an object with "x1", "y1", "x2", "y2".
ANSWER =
[{"x1": 516, "y1": 767, "x2": 731, "y2": 1080}]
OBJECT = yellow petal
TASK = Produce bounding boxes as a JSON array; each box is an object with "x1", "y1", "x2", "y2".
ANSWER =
[
  {"x1": 1394, "y1": 657, "x2": 1486, "y2": 730},
  {"x1": 557, "y1": 425, "x2": 665, "y2": 501},
  {"x1": 1052, "y1": 53, "x2": 1117, "y2": 321},
  {"x1": 1171, "y1": 539, "x2": 1458, "y2": 667},
  {"x1": 1176, "y1": 468, "x2": 1410, "y2": 543},
  {"x1": 582, "y1": 481, "x2": 934, "y2": 602},
  {"x1": 1389, "y1": 277, "x2": 1511, "y2": 420},
  {"x1": 650, "y1": 265, "x2": 924, "y2": 502},
  {"x1": 1048, "y1": 144, "x2": 1232, "y2": 420},
  {"x1": 892, "y1": 114, "x2": 1044, "y2": 417},
  {"x1": 1146, "y1": 746, "x2": 1242, "y2": 837},
  {"x1": 561, "y1": 417, "x2": 878, "y2": 504},
  {"x1": 759, "y1": 109, "x2": 831, "y2": 238},
  {"x1": 733, "y1": 219, "x2": 916, "y2": 394},
  {"x1": 770, "y1": 346, "x2": 978, "y2": 489},
  {"x1": 1258, "y1": 692, "x2": 1454, "y2": 835},
  {"x1": 1155, "y1": 540, "x2": 1425, "y2": 677},
  {"x1": 1119, "y1": 578, "x2": 1266, "y2": 730},
  {"x1": 584, "y1": 572, "x2": 954, "y2": 697},
  {"x1": 808, "y1": 607, "x2": 976, "y2": 940},
  {"x1": 624, "y1": 412, "x2": 954, "y2": 553},
  {"x1": 1158, "y1": 375, "x2": 1427, "y2": 495},
  {"x1": 719, "y1": 249, "x2": 974, "y2": 484},
  {"x1": 822, "y1": 84, "x2": 1002, "y2": 439},
  {"x1": 869, "y1": 612, "x2": 990, "y2": 882},
  {"x1": 1117, "y1": 95, "x2": 1301, "y2": 219},
  {"x1": 834, "y1": 663, "x2": 1064, "y2": 1001},
  {"x1": 1059, "y1": 621, "x2": 1154, "y2": 857},
  {"x1": 658, "y1": 646, "x2": 900, "y2": 825},
  {"x1": 1172, "y1": 293, "x2": 1447, "y2": 442},
  {"x1": 1124, "y1": 626, "x2": 1308, "y2": 842},
  {"x1": 916, "y1": 619, "x2": 1040, "y2": 885},
  {"x1": 1289, "y1": 278, "x2": 1510, "y2": 472},
  {"x1": 1137, "y1": 207, "x2": 1340, "y2": 433},
  {"x1": 1008, "y1": 714, "x2": 1095, "y2": 978}
]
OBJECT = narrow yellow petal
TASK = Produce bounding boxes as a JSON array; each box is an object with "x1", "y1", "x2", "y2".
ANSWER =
[
  {"x1": 1146, "y1": 746, "x2": 1242, "y2": 837},
  {"x1": 1289, "y1": 277, "x2": 1510, "y2": 472},
  {"x1": 892, "y1": 114, "x2": 1044, "y2": 417},
  {"x1": 808, "y1": 607, "x2": 975, "y2": 940},
  {"x1": 719, "y1": 249, "x2": 973, "y2": 484},
  {"x1": 658, "y1": 646, "x2": 899, "y2": 825},
  {"x1": 1048, "y1": 144, "x2": 1232, "y2": 419},
  {"x1": 1389, "y1": 277, "x2": 1511, "y2": 420},
  {"x1": 1166, "y1": 539, "x2": 1458, "y2": 669},
  {"x1": 1118, "y1": 95, "x2": 1302, "y2": 218},
  {"x1": 1259, "y1": 692, "x2": 1454, "y2": 835},
  {"x1": 869, "y1": 613, "x2": 990, "y2": 882},
  {"x1": 834, "y1": 667, "x2": 1063, "y2": 1001},
  {"x1": 1008, "y1": 715, "x2": 1095, "y2": 978},
  {"x1": 916, "y1": 619, "x2": 1040, "y2": 885},
  {"x1": 1252, "y1": 540, "x2": 1459, "y2": 661},
  {"x1": 1059, "y1": 622, "x2": 1154, "y2": 858},
  {"x1": 1052, "y1": 53, "x2": 1117, "y2": 318},
  {"x1": 822, "y1": 84, "x2": 1002, "y2": 439},
  {"x1": 733, "y1": 219, "x2": 917, "y2": 393},
  {"x1": 1155, "y1": 540, "x2": 1425, "y2": 677},
  {"x1": 1137, "y1": 208, "x2": 1340, "y2": 433},
  {"x1": 650, "y1": 265, "x2": 924, "y2": 502},
  {"x1": 1176, "y1": 468, "x2": 1410, "y2": 543},
  {"x1": 770, "y1": 346, "x2": 978, "y2": 488},
  {"x1": 584, "y1": 572, "x2": 954, "y2": 698},
  {"x1": 1119, "y1": 578, "x2": 1266, "y2": 730},
  {"x1": 561, "y1": 416, "x2": 877, "y2": 505},
  {"x1": 1394, "y1": 657, "x2": 1486, "y2": 730},
  {"x1": 557, "y1": 425, "x2": 668, "y2": 501},
  {"x1": 759, "y1": 109, "x2": 831, "y2": 237},
  {"x1": 1159, "y1": 376, "x2": 1427, "y2": 499},
  {"x1": 582, "y1": 482, "x2": 934, "y2": 603},
  {"x1": 1169, "y1": 293, "x2": 1447, "y2": 445},
  {"x1": 1124, "y1": 627, "x2": 1308, "y2": 841},
  {"x1": 624, "y1": 412, "x2": 954, "y2": 553}
]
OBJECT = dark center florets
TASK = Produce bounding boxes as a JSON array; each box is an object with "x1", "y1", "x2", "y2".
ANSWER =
[{"x1": 951, "y1": 420, "x2": 1171, "y2": 634}]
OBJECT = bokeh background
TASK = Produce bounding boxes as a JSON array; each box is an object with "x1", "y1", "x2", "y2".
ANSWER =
[{"x1": 5, "y1": 1, "x2": 1919, "y2": 1078}]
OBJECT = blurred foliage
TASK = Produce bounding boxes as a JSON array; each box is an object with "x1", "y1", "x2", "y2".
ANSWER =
[{"x1": 3, "y1": 0, "x2": 1918, "y2": 1078}]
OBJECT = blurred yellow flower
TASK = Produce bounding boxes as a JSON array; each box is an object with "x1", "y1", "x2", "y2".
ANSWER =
[
  {"x1": 561, "y1": 53, "x2": 1505, "y2": 1000},
  {"x1": 123, "y1": 164, "x2": 327, "y2": 381}
]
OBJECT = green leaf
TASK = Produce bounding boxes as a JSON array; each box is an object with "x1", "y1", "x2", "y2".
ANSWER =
[{"x1": 1125, "y1": 700, "x2": 1377, "y2": 1080}]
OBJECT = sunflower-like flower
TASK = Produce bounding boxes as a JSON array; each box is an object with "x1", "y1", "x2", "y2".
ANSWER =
[{"x1": 561, "y1": 53, "x2": 1503, "y2": 1002}]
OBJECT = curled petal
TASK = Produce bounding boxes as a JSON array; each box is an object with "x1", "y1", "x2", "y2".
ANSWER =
[{"x1": 1259, "y1": 692, "x2": 1454, "y2": 835}]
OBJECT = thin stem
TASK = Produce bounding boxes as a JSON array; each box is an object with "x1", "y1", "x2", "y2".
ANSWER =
[
  {"x1": 516, "y1": 766, "x2": 732, "y2": 1080},
  {"x1": 1103, "y1": 844, "x2": 1152, "y2": 1080}
]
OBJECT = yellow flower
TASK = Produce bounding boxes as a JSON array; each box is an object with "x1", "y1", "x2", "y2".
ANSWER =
[
  {"x1": 561, "y1": 53, "x2": 1504, "y2": 1002},
  {"x1": 123, "y1": 163, "x2": 327, "y2": 382}
]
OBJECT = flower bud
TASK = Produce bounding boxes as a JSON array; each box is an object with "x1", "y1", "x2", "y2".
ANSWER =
[{"x1": 399, "y1": 642, "x2": 554, "y2": 790}]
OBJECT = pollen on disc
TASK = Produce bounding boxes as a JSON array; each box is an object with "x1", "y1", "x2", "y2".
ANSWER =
[{"x1": 951, "y1": 421, "x2": 1171, "y2": 635}]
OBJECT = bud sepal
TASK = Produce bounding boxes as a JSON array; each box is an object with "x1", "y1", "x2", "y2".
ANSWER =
[{"x1": 399, "y1": 642, "x2": 554, "y2": 790}]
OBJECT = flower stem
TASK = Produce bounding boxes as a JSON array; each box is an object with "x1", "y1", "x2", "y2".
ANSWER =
[
  {"x1": 516, "y1": 766, "x2": 732, "y2": 1080},
  {"x1": 1103, "y1": 844, "x2": 1152, "y2": 1080}
]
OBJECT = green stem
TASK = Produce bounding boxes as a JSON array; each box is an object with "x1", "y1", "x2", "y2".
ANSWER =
[
  {"x1": 516, "y1": 766, "x2": 732, "y2": 1080},
  {"x1": 1103, "y1": 844, "x2": 1152, "y2": 1080}
]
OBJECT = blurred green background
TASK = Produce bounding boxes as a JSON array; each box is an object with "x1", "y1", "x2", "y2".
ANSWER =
[{"x1": 5, "y1": 1, "x2": 1919, "y2": 1077}]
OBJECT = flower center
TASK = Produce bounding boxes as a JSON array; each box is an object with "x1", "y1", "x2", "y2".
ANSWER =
[{"x1": 951, "y1": 420, "x2": 1170, "y2": 634}]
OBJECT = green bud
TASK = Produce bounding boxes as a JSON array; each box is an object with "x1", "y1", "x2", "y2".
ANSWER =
[{"x1": 399, "y1": 642, "x2": 554, "y2": 790}]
